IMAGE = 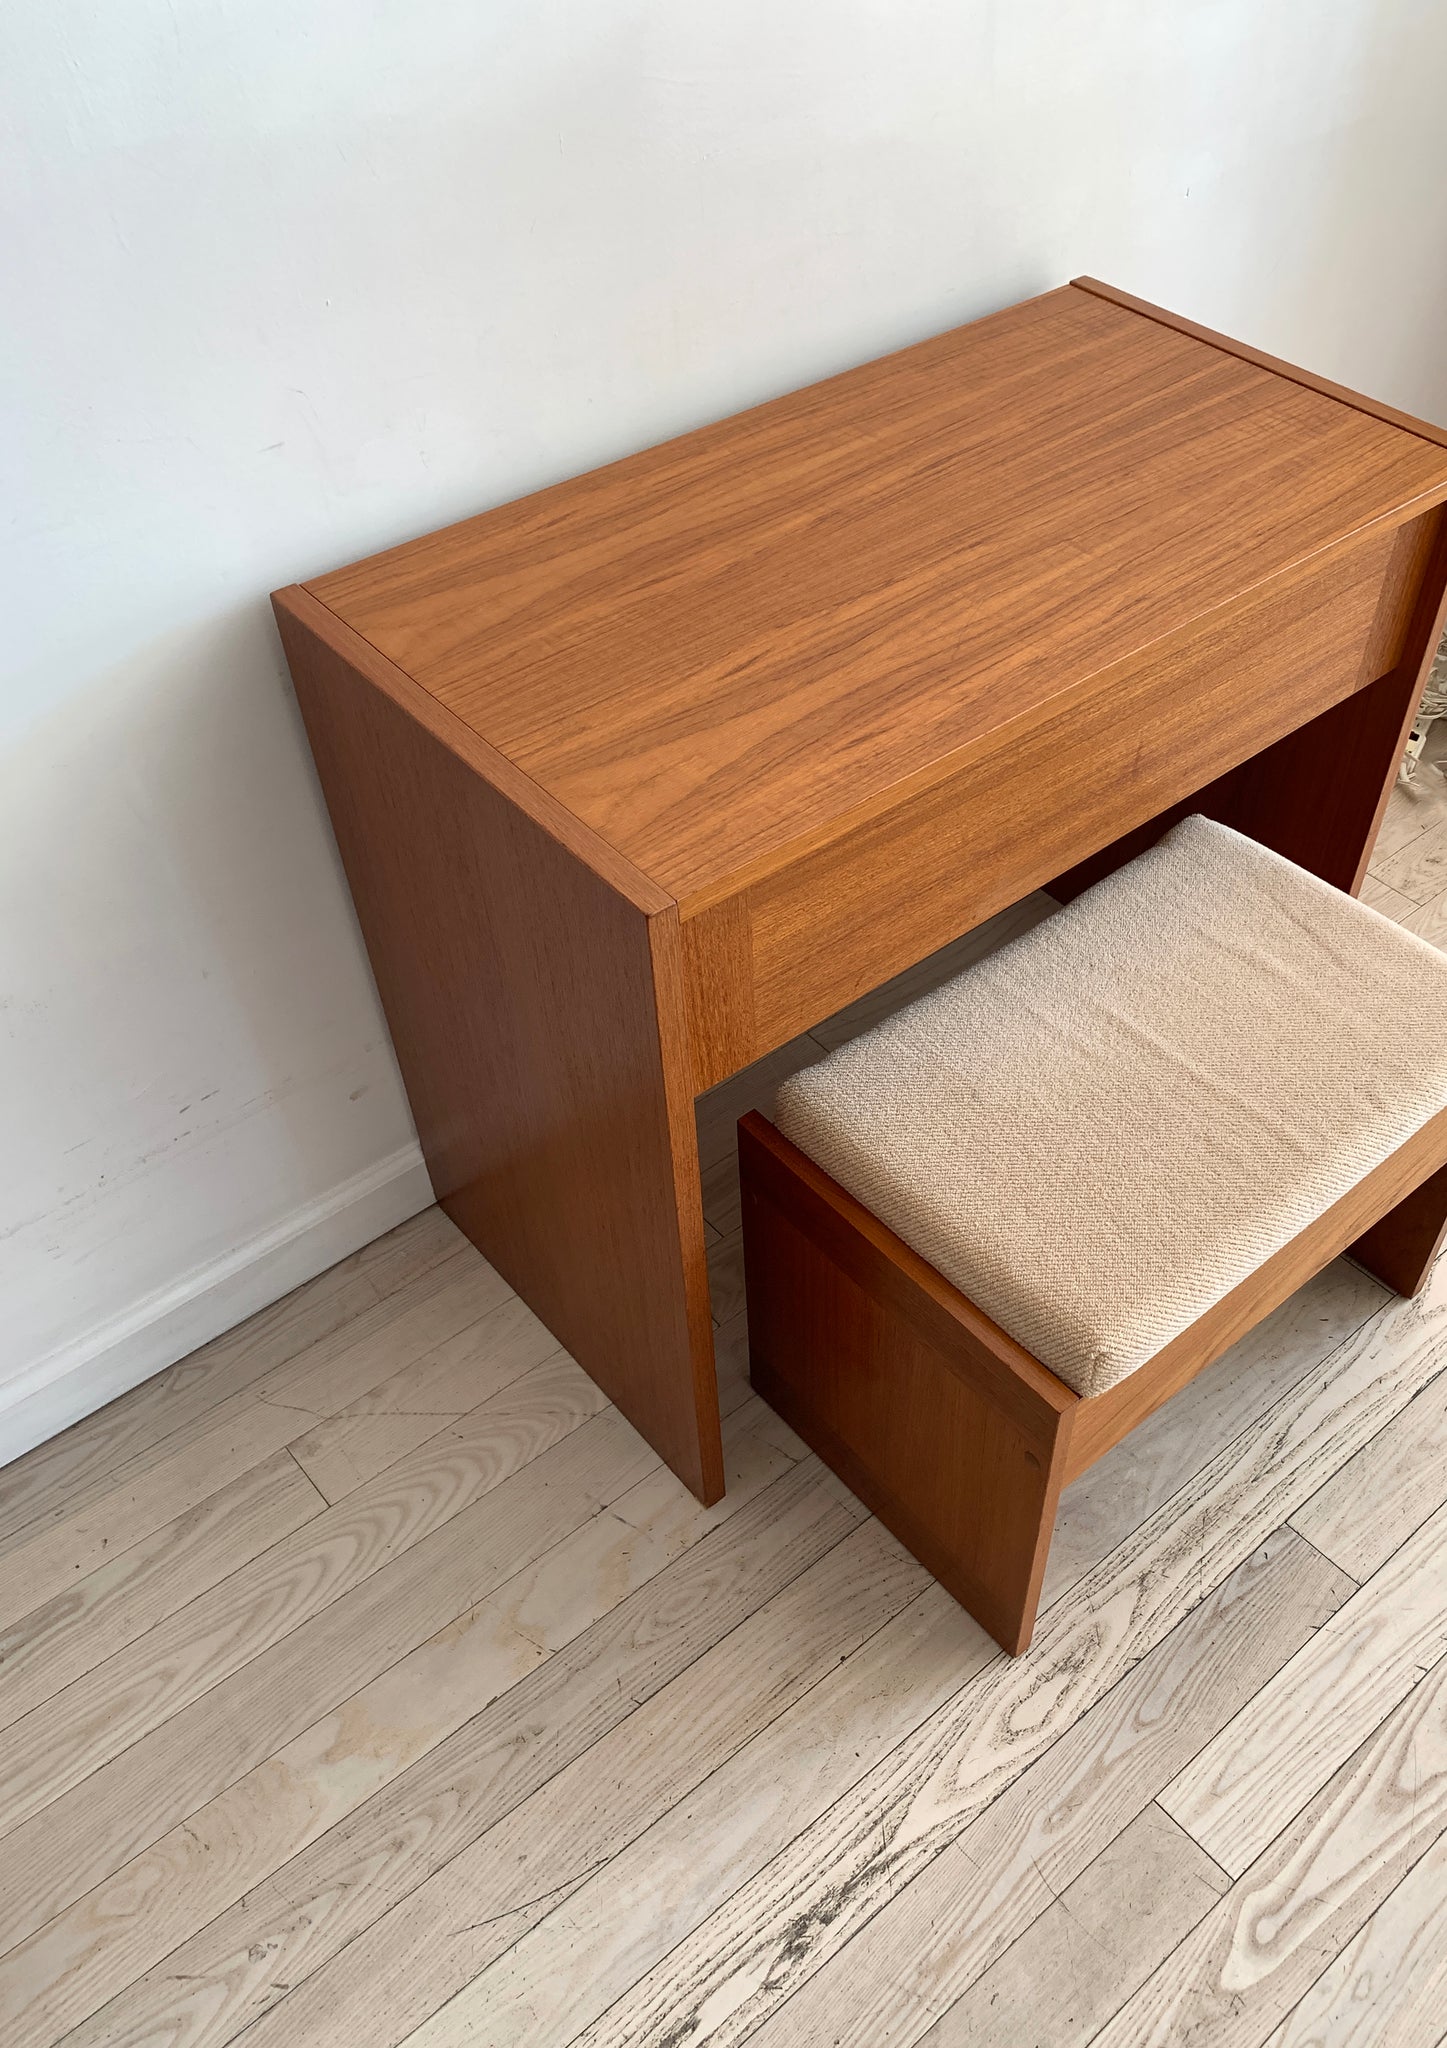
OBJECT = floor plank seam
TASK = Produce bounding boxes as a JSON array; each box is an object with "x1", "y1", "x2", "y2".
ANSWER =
[
  {"x1": 569, "y1": 1609, "x2": 1257, "y2": 2048},
  {"x1": 14, "y1": 1294, "x2": 1447, "y2": 2048},
  {"x1": 281, "y1": 1445, "x2": 330, "y2": 1510},
  {"x1": 1278, "y1": 1524, "x2": 1362, "y2": 1596}
]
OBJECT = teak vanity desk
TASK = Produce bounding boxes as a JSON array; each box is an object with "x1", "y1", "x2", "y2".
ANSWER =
[{"x1": 275, "y1": 278, "x2": 1447, "y2": 1506}]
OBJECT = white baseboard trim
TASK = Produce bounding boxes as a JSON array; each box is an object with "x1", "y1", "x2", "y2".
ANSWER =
[{"x1": 0, "y1": 1144, "x2": 434, "y2": 1468}]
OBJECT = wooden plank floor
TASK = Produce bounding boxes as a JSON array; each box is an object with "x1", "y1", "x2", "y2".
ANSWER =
[{"x1": 6, "y1": 756, "x2": 1447, "y2": 2048}]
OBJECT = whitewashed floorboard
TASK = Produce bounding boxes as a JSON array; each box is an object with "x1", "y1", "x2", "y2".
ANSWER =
[
  {"x1": 0, "y1": 1378, "x2": 657, "y2": 1955},
  {"x1": 1377, "y1": 814, "x2": 1447, "y2": 903},
  {"x1": 0, "y1": 1219, "x2": 471, "y2": 1569},
  {"x1": 1402, "y1": 885, "x2": 1447, "y2": 947},
  {"x1": 496, "y1": 1278, "x2": 1447, "y2": 2048},
  {"x1": 0, "y1": 1352, "x2": 611, "y2": 1861},
  {"x1": 56, "y1": 1466, "x2": 867, "y2": 2039},
  {"x1": 1358, "y1": 873, "x2": 1417, "y2": 918},
  {"x1": 223, "y1": 1520, "x2": 928, "y2": 2048},
  {"x1": 918, "y1": 1804, "x2": 1228, "y2": 2048},
  {"x1": 1291, "y1": 1362, "x2": 1447, "y2": 1580},
  {"x1": 0, "y1": 1449, "x2": 323, "y2": 1731},
  {"x1": 1371, "y1": 768, "x2": 1447, "y2": 862},
  {"x1": 399, "y1": 1577, "x2": 995, "y2": 2048},
  {"x1": 57, "y1": 1458, "x2": 864, "y2": 2048},
  {"x1": 0, "y1": 1209, "x2": 462, "y2": 1553},
  {"x1": 1089, "y1": 1647, "x2": 1447, "y2": 2047},
  {"x1": 1162, "y1": 1498, "x2": 1447, "y2": 1874},
  {"x1": 0, "y1": 1249, "x2": 507, "y2": 1624},
  {"x1": 742, "y1": 1528, "x2": 1352, "y2": 2048},
  {"x1": 705, "y1": 1230, "x2": 747, "y2": 1328},
  {"x1": 285, "y1": 1292, "x2": 566, "y2": 1502},
  {"x1": 1, "y1": 1403, "x2": 802, "y2": 2046},
  {"x1": 1263, "y1": 1828, "x2": 1447, "y2": 2048}
]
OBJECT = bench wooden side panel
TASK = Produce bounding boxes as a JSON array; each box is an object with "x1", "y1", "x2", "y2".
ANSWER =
[
  {"x1": 740, "y1": 1101, "x2": 1447, "y2": 1653},
  {"x1": 738, "y1": 1112, "x2": 1077, "y2": 1654}
]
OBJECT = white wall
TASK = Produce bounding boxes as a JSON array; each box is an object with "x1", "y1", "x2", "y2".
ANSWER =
[{"x1": 5, "y1": 0, "x2": 1447, "y2": 1459}]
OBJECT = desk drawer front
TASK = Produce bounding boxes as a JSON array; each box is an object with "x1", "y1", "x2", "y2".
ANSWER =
[{"x1": 730, "y1": 513, "x2": 1432, "y2": 1064}]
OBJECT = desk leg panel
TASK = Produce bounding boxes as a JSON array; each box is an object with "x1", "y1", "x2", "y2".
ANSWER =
[{"x1": 275, "y1": 598, "x2": 723, "y2": 1503}]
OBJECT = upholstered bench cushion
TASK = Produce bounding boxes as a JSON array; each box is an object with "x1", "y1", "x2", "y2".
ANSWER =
[{"x1": 773, "y1": 815, "x2": 1447, "y2": 1398}]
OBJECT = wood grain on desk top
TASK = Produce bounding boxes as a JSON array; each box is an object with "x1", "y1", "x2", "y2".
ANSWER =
[{"x1": 306, "y1": 280, "x2": 1447, "y2": 909}]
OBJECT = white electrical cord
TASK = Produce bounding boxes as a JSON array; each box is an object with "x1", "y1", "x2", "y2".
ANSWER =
[
  {"x1": 1421, "y1": 632, "x2": 1447, "y2": 723},
  {"x1": 1403, "y1": 627, "x2": 1447, "y2": 781}
]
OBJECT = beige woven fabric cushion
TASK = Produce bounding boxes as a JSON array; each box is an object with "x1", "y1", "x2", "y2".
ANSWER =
[{"x1": 773, "y1": 815, "x2": 1447, "y2": 1398}]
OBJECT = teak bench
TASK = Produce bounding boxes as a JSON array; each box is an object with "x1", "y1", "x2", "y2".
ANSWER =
[{"x1": 739, "y1": 817, "x2": 1447, "y2": 1654}]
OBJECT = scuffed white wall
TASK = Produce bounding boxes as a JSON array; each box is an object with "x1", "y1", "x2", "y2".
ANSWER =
[{"x1": 5, "y1": 0, "x2": 1447, "y2": 1452}]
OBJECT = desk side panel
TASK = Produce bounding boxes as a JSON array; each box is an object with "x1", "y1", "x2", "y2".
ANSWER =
[
  {"x1": 720, "y1": 513, "x2": 1429, "y2": 1066},
  {"x1": 273, "y1": 590, "x2": 723, "y2": 1502}
]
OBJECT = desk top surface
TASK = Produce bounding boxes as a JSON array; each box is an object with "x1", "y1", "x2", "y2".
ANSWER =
[{"x1": 307, "y1": 280, "x2": 1447, "y2": 909}]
